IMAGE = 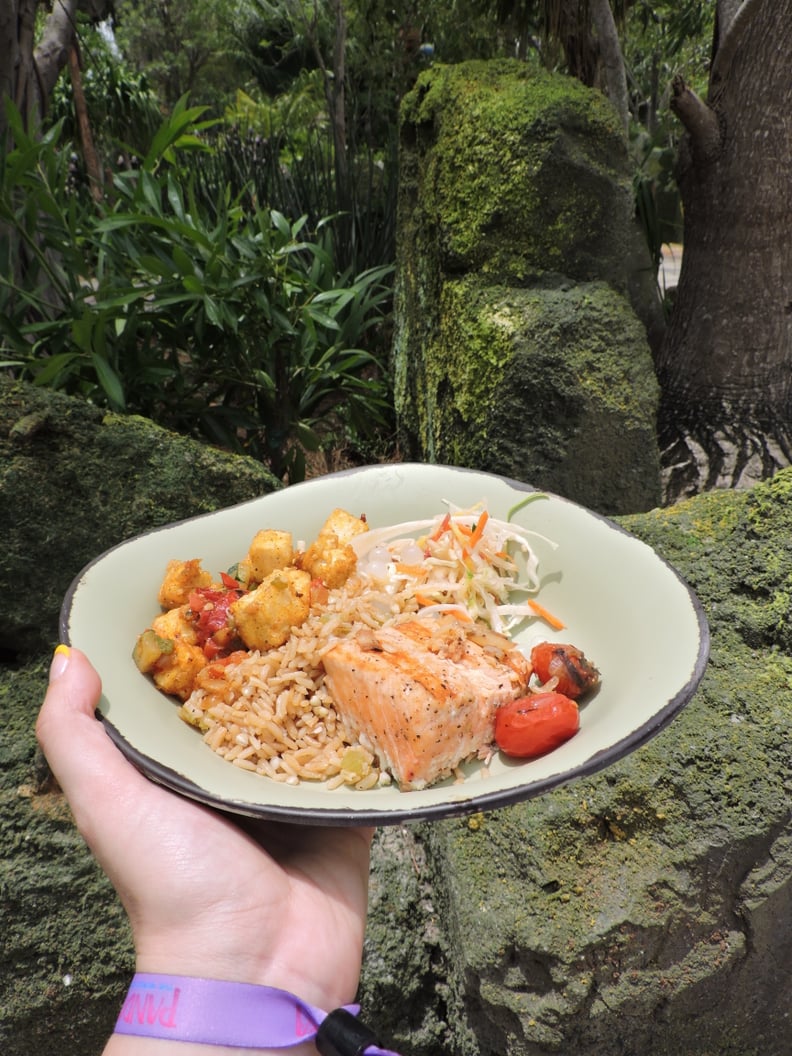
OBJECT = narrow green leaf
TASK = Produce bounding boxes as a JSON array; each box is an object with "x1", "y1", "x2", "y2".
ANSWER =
[
  {"x1": 182, "y1": 275, "x2": 204, "y2": 294},
  {"x1": 32, "y1": 352, "x2": 80, "y2": 386},
  {"x1": 91, "y1": 352, "x2": 126, "y2": 410},
  {"x1": 172, "y1": 245, "x2": 195, "y2": 276}
]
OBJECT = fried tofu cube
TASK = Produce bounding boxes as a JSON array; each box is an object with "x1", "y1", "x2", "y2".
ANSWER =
[
  {"x1": 157, "y1": 558, "x2": 212, "y2": 609},
  {"x1": 231, "y1": 567, "x2": 312, "y2": 650},
  {"x1": 301, "y1": 544, "x2": 358, "y2": 590},
  {"x1": 151, "y1": 604, "x2": 199, "y2": 645},
  {"x1": 237, "y1": 529, "x2": 294, "y2": 587},
  {"x1": 133, "y1": 604, "x2": 206, "y2": 700},
  {"x1": 151, "y1": 639, "x2": 208, "y2": 701},
  {"x1": 301, "y1": 508, "x2": 368, "y2": 589},
  {"x1": 316, "y1": 508, "x2": 368, "y2": 548}
]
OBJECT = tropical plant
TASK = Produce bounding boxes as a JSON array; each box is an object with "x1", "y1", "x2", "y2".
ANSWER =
[
  {"x1": 48, "y1": 23, "x2": 162, "y2": 163},
  {"x1": 112, "y1": 0, "x2": 244, "y2": 111},
  {"x1": 0, "y1": 98, "x2": 394, "y2": 482}
]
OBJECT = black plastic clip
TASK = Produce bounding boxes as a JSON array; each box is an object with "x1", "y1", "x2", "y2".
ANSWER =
[{"x1": 316, "y1": 1007, "x2": 381, "y2": 1056}]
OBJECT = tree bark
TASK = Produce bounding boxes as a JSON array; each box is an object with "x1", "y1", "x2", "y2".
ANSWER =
[
  {"x1": 589, "y1": 0, "x2": 628, "y2": 134},
  {"x1": 329, "y1": 0, "x2": 349, "y2": 215},
  {"x1": 33, "y1": 0, "x2": 79, "y2": 112},
  {"x1": 68, "y1": 43, "x2": 103, "y2": 202},
  {"x1": 0, "y1": 0, "x2": 113, "y2": 138},
  {"x1": 7, "y1": 0, "x2": 39, "y2": 132},
  {"x1": 656, "y1": 0, "x2": 792, "y2": 503}
]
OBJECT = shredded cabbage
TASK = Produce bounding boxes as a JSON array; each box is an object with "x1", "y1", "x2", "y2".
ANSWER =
[{"x1": 351, "y1": 501, "x2": 557, "y2": 635}]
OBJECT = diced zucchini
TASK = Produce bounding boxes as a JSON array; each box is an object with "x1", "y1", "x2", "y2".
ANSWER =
[{"x1": 133, "y1": 629, "x2": 174, "y2": 673}]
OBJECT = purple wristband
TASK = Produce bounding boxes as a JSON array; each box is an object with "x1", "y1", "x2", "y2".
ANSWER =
[{"x1": 114, "y1": 973, "x2": 401, "y2": 1053}]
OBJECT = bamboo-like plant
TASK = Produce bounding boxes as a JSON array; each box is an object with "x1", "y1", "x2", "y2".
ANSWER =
[{"x1": 0, "y1": 98, "x2": 393, "y2": 482}]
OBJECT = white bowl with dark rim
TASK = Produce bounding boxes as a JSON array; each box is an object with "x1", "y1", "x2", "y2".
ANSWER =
[{"x1": 61, "y1": 463, "x2": 710, "y2": 826}]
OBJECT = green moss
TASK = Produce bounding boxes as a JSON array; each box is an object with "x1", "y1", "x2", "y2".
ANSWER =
[
  {"x1": 394, "y1": 60, "x2": 659, "y2": 514},
  {"x1": 399, "y1": 60, "x2": 630, "y2": 281},
  {"x1": 421, "y1": 280, "x2": 514, "y2": 452},
  {"x1": 393, "y1": 470, "x2": 792, "y2": 1052},
  {"x1": 0, "y1": 660, "x2": 133, "y2": 1056},
  {"x1": 409, "y1": 279, "x2": 660, "y2": 514},
  {"x1": 0, "y1": 380, "x2": 280, "y2": 655}
]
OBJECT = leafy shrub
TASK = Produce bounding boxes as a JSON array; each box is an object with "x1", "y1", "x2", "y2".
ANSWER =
[
  {"x1": 48, "y1": 24, "x2": 162, "y2": 161},
  {"x1": 189, "y1": 92, "x2": 398, "y2": 277},
  {"x1": 0, "y1": 98, "x2": 394, "y2": 482}
]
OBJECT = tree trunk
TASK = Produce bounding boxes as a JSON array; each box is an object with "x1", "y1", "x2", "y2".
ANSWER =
[
  {"x1": 1, "y1": 0, "x2": 38, "y2": 137},
  {"x1": 0, "y1": 0, "x2": 112, "y2": 139},
  {"x1": 68, "y1": 42, "x2": 103, "y2": 202},
  {"x1": 589, "y1": 0, "x2": 628, "y2": 133},
  {"x1": 329, "y1": 0, "x2": 349, "y2": 217},
  {"x1": 656, "y1": 0, "x2": 792, "y2": 503},
  {"x1": 33, "y1": 0, "x2": 79, "y2": 110}
]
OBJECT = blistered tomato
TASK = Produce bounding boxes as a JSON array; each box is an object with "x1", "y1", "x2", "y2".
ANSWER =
[
  {"x1": 494, "y1": 692, "x2": 579, "y2": 759},
  {"x1": 530, "y1": 642, "x2": 600, "y2": 699}
]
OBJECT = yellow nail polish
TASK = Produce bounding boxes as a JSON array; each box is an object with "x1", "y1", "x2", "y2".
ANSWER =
[{"x1": 49, "y1": 644, "x2": 71, "y2": 681}]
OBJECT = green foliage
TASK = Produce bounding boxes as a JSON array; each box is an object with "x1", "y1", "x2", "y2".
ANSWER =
[
  {"x1": 225, "y1": 76, "x2": 329, "y2": 150},
  {"x1": 49, "y1": 24, "x2": 162, "y2": 159},
  {"x1": 0, "y1": 98, "x2": 393, "y2": 483},
  {"x1": 625, "y1": 0, "x2": 715, "y2": 128},
  {"x1": 219, "y1": 0, "x2": 404, "y2": 272},
  {"x1": 113, "y1": 0, "x2": 244, "y2": 111},
  {"x1": 185, "y1": 107, "x2": 398, "y2": 277}
]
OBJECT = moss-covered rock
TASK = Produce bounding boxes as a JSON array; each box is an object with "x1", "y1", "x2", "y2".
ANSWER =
[
  {"x1": 408, "y1": 277, "x2": 661, "y2": 515},
  {"x1": 0, "y1": 378, "x2": 280, "y2": 657},
  {"x1": 397, "y1": 59, "x2": 632, "y2": 283},
  {"x1": 360, "y1": 477, "x2": 792, "y2": 1055},
  {"x1": 393, "y1": 59, "x2": 661, "y2": 515},
  {"x1": 0, "y1": 381, "x2": 281, "y2": 1055},
  {"x1": 1, "y1": 656, "x2": 134, "y2": 1054},
  {"x1": 3, "y1": 381, "x2": 791, "y2": 1055}
]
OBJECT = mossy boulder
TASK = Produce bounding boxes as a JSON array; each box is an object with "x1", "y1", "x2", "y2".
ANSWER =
[
  {"x1": 394, "y1": 59, "x2": 662, "y2": 515},
  {"x1": 2, "y1": 382, "x2": 790, "y2": 1055},
  {"x1": 1, "y1": 380, "x2": 281, "y2": 1055},
  {"x1": 397, "y1": 58, "x2": 633, "y2": 284},
  {"x1": 405, "y1": 276, "x2": 661, "y2": 515},
  {"x1": 361, "y1": 477, "x2": 792, "y2": 1055},
  {"x1": 0, "y1": 378, "x2": 280, "y2": 658}
]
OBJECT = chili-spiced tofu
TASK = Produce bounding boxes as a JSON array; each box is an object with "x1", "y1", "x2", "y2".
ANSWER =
[
  {"x1": 231, "y1": 567, "x2": 312, "y2": 650},
  {"x1": 301, "y1": 508, "x2": 367, "y2": 589},
  {"x1": 133, "y1": 604, "x2": 207, "y2": 701},
  {"x1": 237, "y1": 529, "x2": 294, "y2": 587},
  {"x1": 157, "y1": 558, "x2": 212, "y2": 609}
]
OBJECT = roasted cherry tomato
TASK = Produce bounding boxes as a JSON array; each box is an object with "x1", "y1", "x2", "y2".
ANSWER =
[
  {"x1": 494, "y1": 692, "x2": 579, "y2": 759},
  {"x1": 530, "y1": 642, "x2": 600, "y2": 700}
]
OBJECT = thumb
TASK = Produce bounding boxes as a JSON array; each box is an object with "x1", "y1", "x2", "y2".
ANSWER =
[{"x1": 36, "y1": 646, "x2": 153, "y2": 835}]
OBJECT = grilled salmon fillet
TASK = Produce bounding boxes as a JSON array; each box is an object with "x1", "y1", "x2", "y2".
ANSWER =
[{"x1": 322, "y1": 615, "x2": 531, "y2": 790}]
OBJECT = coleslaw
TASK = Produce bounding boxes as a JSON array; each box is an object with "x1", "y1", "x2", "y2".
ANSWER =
[{"x1": 350, "y1": 499, "x2": 559, "y2": 635}]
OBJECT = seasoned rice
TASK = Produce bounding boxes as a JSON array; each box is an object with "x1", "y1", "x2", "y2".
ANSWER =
[{"x1": 178, "y1": 573, "x2": 421, "y2": 789}]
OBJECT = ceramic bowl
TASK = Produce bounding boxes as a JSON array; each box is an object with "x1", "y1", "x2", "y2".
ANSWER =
[{"x1": 61, "y1": 463, "x2": 709, "y2": 825}]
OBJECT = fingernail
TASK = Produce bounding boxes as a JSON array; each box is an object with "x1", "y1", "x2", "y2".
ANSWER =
[{"x1": 49, "y1": 644, "x2": 71, "y2": 682}]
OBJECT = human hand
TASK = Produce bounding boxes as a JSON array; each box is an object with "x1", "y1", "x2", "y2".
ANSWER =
[{"x1": 36, "y1": 647, "x2": 374, "y2": 1053}]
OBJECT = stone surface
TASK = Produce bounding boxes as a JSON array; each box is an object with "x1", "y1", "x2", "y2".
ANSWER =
[
  {"x1": 360, "y1": 478, "x2": 792, "y2": 1055},
  {"x1": 2, "y1": 381, "x2": 791, "y2": 1055},
  {"x1": 406, "y1": 277, "x2": 660, "y2": 515},
  {"x1": 0, "y1": 378, "x2": 280, "y2": 657},
  {"x1": 0, "y1": 380, "x2": 281, "y2": 1055},
  {"x1": 393, "y1": 59, "x2": 662, "y2": 515}
]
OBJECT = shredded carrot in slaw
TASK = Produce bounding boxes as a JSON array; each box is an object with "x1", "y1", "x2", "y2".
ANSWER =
[
  {"x1": 527, "y1": 599, "x2": 566, "y2": 630},
  {"x1": 469, "y1": 510, "x2": 489, "y2": 549},
  {"x1": 350, "y1": 501, "x2": 560, "y2": 637},
  {"x1": 430, "y1": 512, "x2": 451, "y2": 542}
]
